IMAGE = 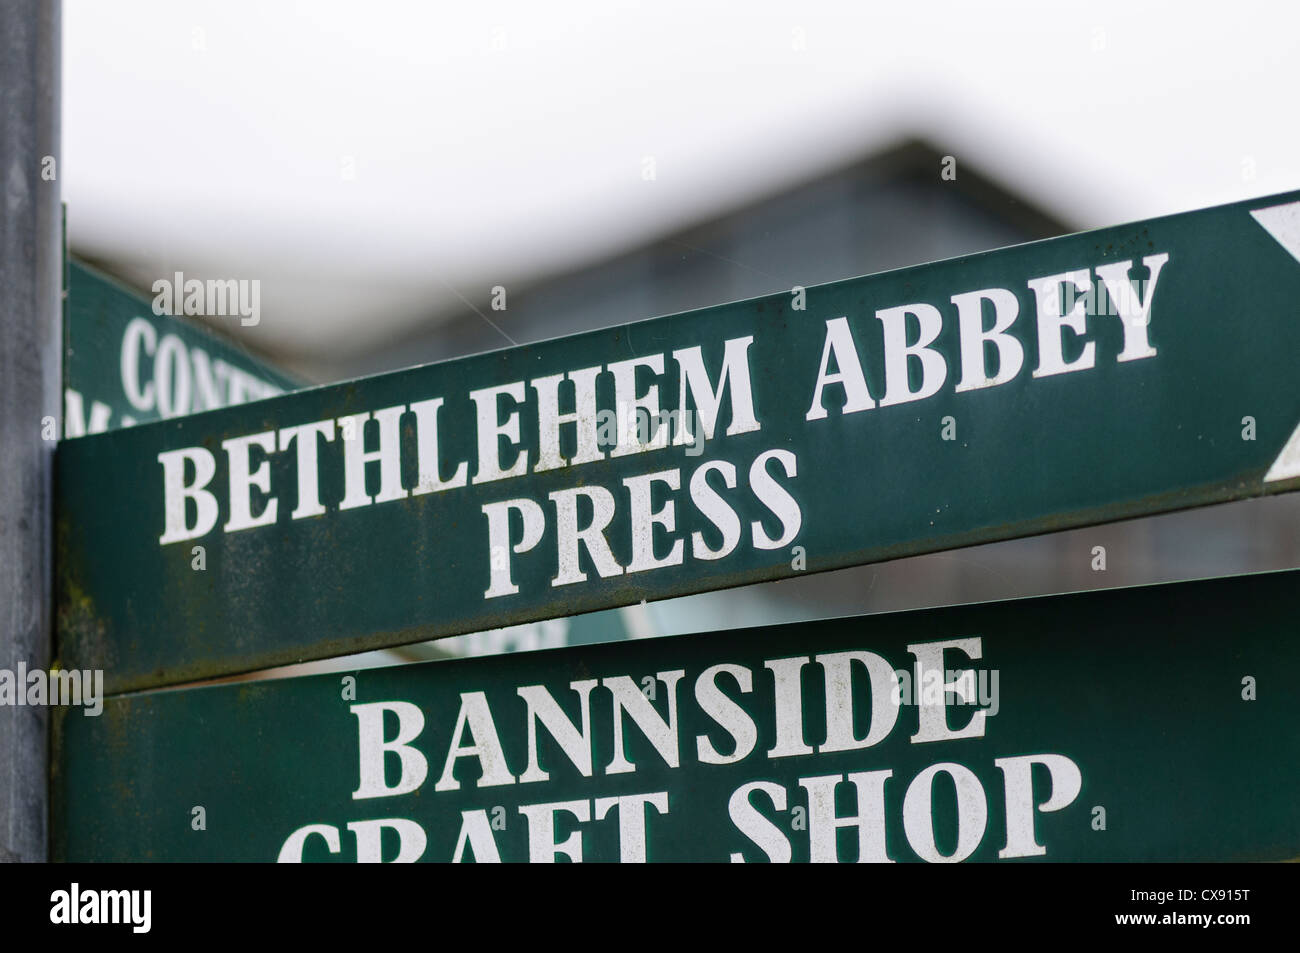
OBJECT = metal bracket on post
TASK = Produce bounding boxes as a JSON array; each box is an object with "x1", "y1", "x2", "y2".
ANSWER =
[{"x1": 0, "y1": 0, "x2": 62, "y2": 863}]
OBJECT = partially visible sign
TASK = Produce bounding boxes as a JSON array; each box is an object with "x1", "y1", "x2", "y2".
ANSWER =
[
  {"x1": 63, "y1": 260, "x2": 299, "y2": 436},
  {"x1": 53, "y1": 569, "x2": 1300, "y2": 862}
]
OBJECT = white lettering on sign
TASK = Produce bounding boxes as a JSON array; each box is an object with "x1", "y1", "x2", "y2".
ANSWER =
[
  {"x1": 276, "y1": 636, "x2": 1081, "y2": 863},
  {"x1": 806, "y1": 254, "x2": 1168, "y2": 417},
  {"x1": 66, "y1": 314, "x2": 286, "y2": 437},
  {"x1": 154, "y1": 336, "x2": 783, "y2": 599},
  {"x1": 155, "y1": 253, "x2": 1168, "y2": 605},
  {"x1": 121, "y1": 316, "x2": 283, "y2": 419}
]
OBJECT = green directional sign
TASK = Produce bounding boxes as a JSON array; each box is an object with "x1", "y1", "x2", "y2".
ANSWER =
[
  {"x1": 57, "y1": 192, "x2": 1300, "y2": 693},
  {"x1": 63, "y1": 260, "x2": 299, "y2": 437},
  {"x1": 52, "y1": 569, "x2": 1300, "y2": 862}
]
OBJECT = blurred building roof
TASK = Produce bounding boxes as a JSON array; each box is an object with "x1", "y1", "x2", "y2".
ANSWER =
[{"x1": 351, "y1": 137, "x2": 1075, "y2": 378}]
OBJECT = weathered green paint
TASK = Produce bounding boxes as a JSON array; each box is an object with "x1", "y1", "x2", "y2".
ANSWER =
[
  {"x1": 63, "y1": 259, "x2": 299, "y2": 437},
  {"x1": 57, "y1": 192, "x2": 1300, "y2": 693},
  {"x1": 52, "y1": 569, "x2": 1300, "y2": 862}
]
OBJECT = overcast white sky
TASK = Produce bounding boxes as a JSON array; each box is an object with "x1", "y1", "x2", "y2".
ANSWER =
[{"x1": 64, "y1": 0, "x2": 1300, "y2": 374}]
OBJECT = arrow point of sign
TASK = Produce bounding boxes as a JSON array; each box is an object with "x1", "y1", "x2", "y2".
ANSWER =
[
  {"x1": 1250, "y1": 200, "x2": 1300, "y2": 265},
  {"x1": 1251, "y1": 201, "x2": 1300, "y2": 484},
  {"x1": 1265, "y1": 421, "x2": 1300, "y2": 484}
]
